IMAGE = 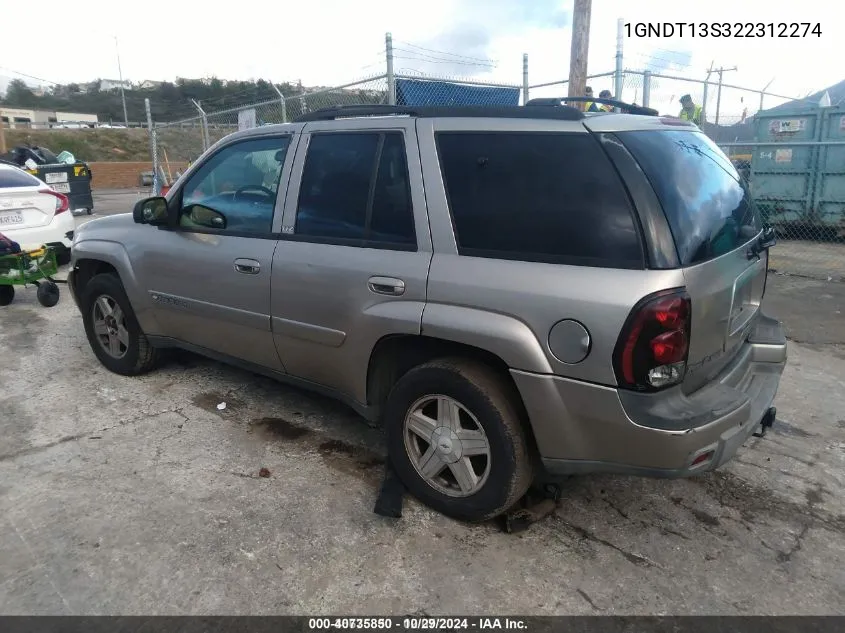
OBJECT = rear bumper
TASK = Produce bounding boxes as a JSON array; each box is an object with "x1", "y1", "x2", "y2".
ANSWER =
[
  {"x1": 513, "y1": 314, "x2": 787, "y2": 478},
  {"x1": 2, "y1": 212, "x2": 75, "y2": 253}
]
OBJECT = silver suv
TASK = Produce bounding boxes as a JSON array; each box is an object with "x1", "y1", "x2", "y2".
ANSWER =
[{"x1": 68, "y1": 103, "x2": 787, "y2": 522}]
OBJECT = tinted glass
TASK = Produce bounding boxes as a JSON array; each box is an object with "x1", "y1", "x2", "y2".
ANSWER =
[
  {"x1": 296, "y1": 132, "x2": 415, "y2": 246},
  {"x1": 0, "y1": 167, "x2": 42, "y2": 188},
  {"x1": 180, "y1": 136, "x2": 290, "y2": 234},
  {"x1": 369, "y1": 133, "x2": 415, "y2": 244},
  {"x1": 436, "y1": 132, "x2": 642, "y2": 267},
  {"x1": 618, "y1": 130, "x2": 761, "y2": 266},
  {"x1": 296, "y1": 133, "x2": 377, "y2": 241}
]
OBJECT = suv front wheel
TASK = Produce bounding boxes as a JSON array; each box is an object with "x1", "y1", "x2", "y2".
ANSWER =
[
  {"x1": 384, "y1": 358, "x2": 534, "y2": 522},
  {"x1": 81, "y1": 273, "x2": 160, "y2": 375}
]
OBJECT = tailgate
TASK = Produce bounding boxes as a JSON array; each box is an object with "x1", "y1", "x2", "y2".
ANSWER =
[{"x1": 682, "y1": 246, "x2": 767, "y2": 392}]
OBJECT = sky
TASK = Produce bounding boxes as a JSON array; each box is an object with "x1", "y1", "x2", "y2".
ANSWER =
[{"x1": 0, "y1": 0, "x2": 840, "y2": 121}]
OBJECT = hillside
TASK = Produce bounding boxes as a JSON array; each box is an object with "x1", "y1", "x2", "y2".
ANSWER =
[{"x1": 5, "y1": 127, "x2": 231, "y2": 163}]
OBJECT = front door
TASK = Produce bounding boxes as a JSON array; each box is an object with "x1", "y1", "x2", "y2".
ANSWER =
[
  {"x1": 270, "y1": 118, "x2": 432, "y2": 404},
  {"x1": 138, "y1": 132, "x2": 299, "y2": 371}
]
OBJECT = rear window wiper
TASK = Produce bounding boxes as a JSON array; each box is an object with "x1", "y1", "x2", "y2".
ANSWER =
[{"x1": 747, "y1": 227, "x2": 777, "y2": 260}]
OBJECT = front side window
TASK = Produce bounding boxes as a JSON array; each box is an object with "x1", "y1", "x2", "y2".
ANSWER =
[
  {"x1": 618, "y1": 130, "x2": 762, "y2": 266},
  {"x1": 295, "y1": 132, "x2": 415, "y2": 247},
  {"x1": 179, "y1": 136, "x2": 290, "y2": 234},
  {"x1": 435, "y1": 131, "x2": 643, "y2": 267}
]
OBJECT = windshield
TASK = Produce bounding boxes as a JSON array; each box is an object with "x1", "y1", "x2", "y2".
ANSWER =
[{"x1": 618, "y1": 130, "x2": 761, "y2": 266}]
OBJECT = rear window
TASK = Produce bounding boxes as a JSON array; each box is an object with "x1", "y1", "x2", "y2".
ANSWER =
[
  {"x1": 618, "y1": 130, "x2": 761, "y2": 266},
  {"x1": 435, "y1": 132, "x2": 643, "y2": 268},
  {"x1": 0, "y1": 168, "x2": 42, "y2": 188}
]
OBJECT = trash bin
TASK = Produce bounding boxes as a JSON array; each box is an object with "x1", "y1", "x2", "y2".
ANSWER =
[
  {"x1": 2, "y1": 145, "x2": 95, "y2": 215},
  {"x1": 25, "y1": 163, "x2": 95, "y2": 215}
]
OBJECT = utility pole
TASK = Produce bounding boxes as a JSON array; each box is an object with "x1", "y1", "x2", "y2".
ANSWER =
[
  {"x1": 0, "y1": 113, "x2": 6, "y2": 154},
  {"x1": 568, "y1": 0, "x2": 592, "y2": 106},
  {"x1": 115, "y1": 36, "x2": 129, "y2": 127},
  {"x1": 713, "y1": 65, "x2": 737, "y2": 126}
]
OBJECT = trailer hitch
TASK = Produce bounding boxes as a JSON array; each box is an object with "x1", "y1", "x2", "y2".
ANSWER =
[{"x1": 753, "y1": 407, "x2": 777, "y2": 438}]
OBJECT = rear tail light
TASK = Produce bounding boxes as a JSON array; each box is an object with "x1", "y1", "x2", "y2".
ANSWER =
[
  {"x1": 613, "y1": 288, "x2": 691, "y2": 391},
  {"x1": 39, "y1": 189, "x2": 70, "y2": 215}
]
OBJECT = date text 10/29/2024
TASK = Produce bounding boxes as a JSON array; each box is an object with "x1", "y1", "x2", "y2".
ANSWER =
[
  {"x1": 625, "y1": 22, "x2": 822, "y2": 38},
  {"x1": 308, "y1": 618, "x2": 527, "y2": 630}
]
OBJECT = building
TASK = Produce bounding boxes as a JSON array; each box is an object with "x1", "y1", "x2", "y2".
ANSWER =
[
  {"x1": 1, "y1": 107, "x2": 98, "y2": 129},
  {"x1": 98, "y1": 79, "x2": 131, "y2": 92},
  {"x1": 137, "y1": 80, "x2": 163, "y2": 90}
]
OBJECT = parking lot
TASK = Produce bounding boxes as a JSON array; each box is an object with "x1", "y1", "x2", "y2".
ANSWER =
[{"x1": 1, "y1": 191, "x2": 845, "y2": 615}]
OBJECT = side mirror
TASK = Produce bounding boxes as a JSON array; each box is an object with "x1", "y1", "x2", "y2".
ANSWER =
[
  {"x1": 133, "y1": 197, "x2": 168, "y2": 225},
  {"x1": 185, "y1": 204, "x2": 227, "y2": 230}
]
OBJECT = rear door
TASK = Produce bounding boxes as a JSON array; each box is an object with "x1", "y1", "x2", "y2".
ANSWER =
[
  {"x1": 270, "y1": 117, "x2": 432, "y2": 404},
  {"x1": 616, "y1": 128, "x2": 766, "y2": 391},
  {"x1": 0, "y1": 167, "x2": 55, "y2": 230}
]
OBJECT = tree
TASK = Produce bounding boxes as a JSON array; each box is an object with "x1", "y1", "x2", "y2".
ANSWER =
[{"x1": 5, "y1": 79, "x2": 36, "y2": 106}]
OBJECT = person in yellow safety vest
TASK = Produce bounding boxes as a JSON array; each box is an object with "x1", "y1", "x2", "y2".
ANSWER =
[
  {"x1": 679, "y1": 94, "x2": 703, "y2": 125},
  {"x1": 598, "y1": 90, "x2": 613, "y2": 111},
  {"x1": 584, "y1": 86, "x2": 602, "y2": 112}
]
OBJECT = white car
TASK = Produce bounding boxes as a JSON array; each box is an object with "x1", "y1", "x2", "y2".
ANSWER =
[{"x1": 0, "y1": 163, "x2": 74, "y2": 264}]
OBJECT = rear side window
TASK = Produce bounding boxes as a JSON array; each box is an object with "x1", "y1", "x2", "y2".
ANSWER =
[
  {"x1": 618, "y1": 130, "x2": 761, "y2": 266},
  {"x1": 295, "y1": 132, "x2": 416, "y2": 247},
  {"x1": 0, "y1": 168, "x2": 42, "y2": 188},
  {"x1": 435, "y1": 132, "x2": 643, "y2": 268}
]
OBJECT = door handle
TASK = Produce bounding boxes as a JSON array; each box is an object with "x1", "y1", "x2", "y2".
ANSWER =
[
  {"x1": 234, "y1": 258, "x2": 261, "y2": 275},
  {"x1": 368, "y1": 276, "x2": 405, "y2": 296}
]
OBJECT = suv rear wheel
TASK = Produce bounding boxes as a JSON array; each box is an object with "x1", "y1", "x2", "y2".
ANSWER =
[
  {"x1": 81, "y1": 273, "x2": 160, "y2": 375},
  {"x1": 384, "y1": 358, "x2": 533, "y2": 522}
]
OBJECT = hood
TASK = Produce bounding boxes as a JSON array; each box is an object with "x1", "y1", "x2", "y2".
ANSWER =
[{"x1": 73, "y1": 212, "x2": 136, "y2": 244}]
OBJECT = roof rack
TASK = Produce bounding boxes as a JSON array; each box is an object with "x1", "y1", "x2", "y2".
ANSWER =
[
  {"x1": 294, "y1": 104, "x2": 584, "y2": 123},
  {"x1": 526, "y1": 97, "x2": 659, "y2": 117}
]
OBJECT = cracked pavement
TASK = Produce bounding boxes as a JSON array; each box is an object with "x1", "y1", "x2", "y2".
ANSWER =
[{"x1": 1, "y1": 263, "x2": 844, "y2": 615}]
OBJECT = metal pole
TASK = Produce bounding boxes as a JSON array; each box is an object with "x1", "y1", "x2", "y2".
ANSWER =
[
  {"x1": 714, "y1": 66, "x2": 737, "y2": 127},
  {"x1": 269, "y1": 80, "x2": 287, "y2": 123},
  {"x1": 642, "y1": 70, "x2": 651, "y2": 108},
  {"x1": 715, "y1": 70, "x2": 723, "y2": 126},
  {"x1": 145, "y1": 98, "x2": 160, "y2": 196},
  {"x1": 386, "y1": 32, "x2": 396, "y2": 106},
  {"x1": 522, "y1": 54, "x2": 529, "y2": 104},
  {"x1": 568, "y1": 0, "x2": 592, "y2": 104},
  {"x1": 192, "y1": 99, "x2": 210, "y2": 151},
  {"x1": 760, "y1": 78, "x2": 774, "y2": 113},
  {"x1": 702, "y1": 63, "x2": 713, "y2": 122},
  {"x1": 115, "y1": 36, "x2": 129, "y2": 127},
  {"x1": 614, "y1": 18, "x2": 624, "y2": 109}
]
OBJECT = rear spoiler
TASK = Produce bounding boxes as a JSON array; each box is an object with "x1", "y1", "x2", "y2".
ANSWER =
[{"x1": 526, "y1": 97, "x2": 659, "y2": 117}]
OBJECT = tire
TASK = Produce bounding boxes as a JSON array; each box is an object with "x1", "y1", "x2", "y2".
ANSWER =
[
  {"x1": 0, "y1": 285, "x2": 14, "y2": 306},
  {"x1": 86, "y1": 208, "x2": 93, "y2": 215},
  {"x1": 56, "y1": 249, "x2": 71, "y2": 266},
  {"x1": 81, "y1": 273, "x2": 160, "y2": 375},
  {"x1": 36, "y1": 281, "x2": 60, "y2": 307},
  {"x1": 384, "y1": 358, "x2": 534, "y2": 522}
]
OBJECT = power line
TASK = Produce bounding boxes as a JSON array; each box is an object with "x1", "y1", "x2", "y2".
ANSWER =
[
  {"x1": 0, "y1": 66, "x2": 58, "y2": 85},
  {"x1": 394, "y1": 40, "x2": 497, "y2": 64},
  {"x1": 392, "y1": 48, "x2": 496, "y2": 69}
]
